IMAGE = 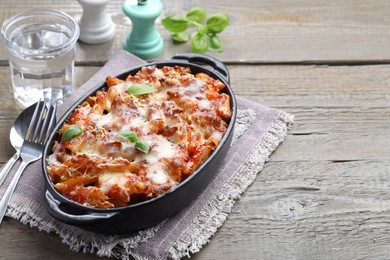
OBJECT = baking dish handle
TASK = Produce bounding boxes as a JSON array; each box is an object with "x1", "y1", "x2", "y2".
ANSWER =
[
  {"x1": 170, "y1": 53, "x2": 230, "y2": 83},
  {"x1": 45, "y1": 190, "x2": 118, "y2": 225}
]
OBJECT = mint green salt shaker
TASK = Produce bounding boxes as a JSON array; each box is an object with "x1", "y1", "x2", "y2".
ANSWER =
[{"x1": 123, "y1": 0, "x2": 164, "y2": 59}]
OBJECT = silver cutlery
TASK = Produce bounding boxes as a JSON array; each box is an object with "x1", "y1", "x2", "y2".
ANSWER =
[
  {"x1": 0, "y1": 103, "x2": 38, "y2": 186},
  {"x1": 0, "y1": 100, "x2": 57, "y2": 224}
]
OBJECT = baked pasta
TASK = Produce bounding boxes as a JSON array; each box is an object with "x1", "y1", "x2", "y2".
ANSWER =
[{"x1": 47, "y1": 65, "x2": 232, "y2": 208}]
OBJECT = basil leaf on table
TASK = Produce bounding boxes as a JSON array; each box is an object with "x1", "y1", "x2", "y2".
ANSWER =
[
  {"x1": 161, "y1": 7, "x2": 229, "y2": 54},
  {"x1": 186, "y1": 7, "x2": 206, "y2": 23},
  {"x1": 61, "y1": 125, "x2": 83, "y2": 141},
  {"x1": 162, "y1": 16, "x2": 190, "y2": 33},
  {"x1": 207, "y1": 34, "x2": 223, "y2": 52},
  {"x1": 206, "y1": 13, "x2": 230, "y2": 34},
  {"x1": 191, "y1": 31, "x2": 209, "y2": 54},
  {"x1": 172, "y1": 31, "x2": 190, "y2": 43}
]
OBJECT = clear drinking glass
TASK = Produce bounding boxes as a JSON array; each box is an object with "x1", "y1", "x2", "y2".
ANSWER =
[{"x1": 0, "y1": 9, "x2": 80, "y2": 107}]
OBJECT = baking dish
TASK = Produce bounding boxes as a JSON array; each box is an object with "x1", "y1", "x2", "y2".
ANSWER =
[{"x1": 42, "y1": 52, "x2": 237, "y2": 234}]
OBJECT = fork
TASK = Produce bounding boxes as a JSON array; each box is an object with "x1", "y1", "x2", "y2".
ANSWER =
[{"x1": 0, "y1": 100, "x2": 57, "y2": 224}]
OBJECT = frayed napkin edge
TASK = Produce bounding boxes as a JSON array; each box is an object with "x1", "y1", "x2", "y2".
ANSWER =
[
  {"x1": 163, "y1": 110, "x2": 294, "y2": 260},
  {"x1": 4, "y1": 108, "x2": 261, "y2": 260},
  {"x1": 5, "y1": 196, "x2": 162, "y2": 258},
  {"x1": 6, "y1": 109, "x2": 294, "y2": 260}
]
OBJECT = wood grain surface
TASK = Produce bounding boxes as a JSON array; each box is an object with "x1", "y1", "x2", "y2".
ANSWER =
[
  {"x1": 1, "y1": 0, "x2": 390, "y2": 259},
  {"x1": 1, "y1": 0, "x2": 390, "y2": 63}
]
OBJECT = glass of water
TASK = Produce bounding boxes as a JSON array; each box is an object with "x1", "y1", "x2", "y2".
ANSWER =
[{"x1": 0, "y1": 9, "x2": 80, "y2": 107}]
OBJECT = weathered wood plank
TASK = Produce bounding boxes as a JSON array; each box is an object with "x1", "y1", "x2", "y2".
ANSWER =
[
  {"x1": 229, "y1": 64, "x2": 390, "y2": 108},
  {"x1": 195, "y1": 160, "x2": 390, "y2": 259},
  {"x1": 1, "y1": 63, "x2": 390, "y2": 113},
  {"x1": 1, "y1": 0, "x2": 390, "y2": 63},
  {"x1": 0, "y1": 219, "x2": 110, "y2": 259}
]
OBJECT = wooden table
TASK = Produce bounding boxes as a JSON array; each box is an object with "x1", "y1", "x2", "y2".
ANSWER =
[{"x1": 2, "y1": 0, "x2": 390, "y2": 259}]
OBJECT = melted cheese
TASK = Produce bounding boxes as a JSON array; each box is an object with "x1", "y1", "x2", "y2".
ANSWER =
[
  {"x1": 47, "y1": 65, "x2": 231, "y2": 208},
  {"x1": 94, "y1": 113, "x2": 115, "y2": 128},
  {"x1": 136, "y1": 135, "x2": 176, "y2": 164},
  {"x1": 99, "y1": 172, "x2": 128, "y2": 193},
  {"x1": 198, "y1": 99, "x2": 211, "y2": 110},
  {"x1": 114, "y1": 81, "x2": 133, "y2": 93},
  {"x1": 153, "y1": 87, "x2": 169, "y2": 101},
  {"x1": 147, "y1": 163, "x2": 169, "y2": 185}
]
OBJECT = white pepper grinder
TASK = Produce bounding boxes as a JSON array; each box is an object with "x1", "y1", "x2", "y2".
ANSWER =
[
  {"x1": 77, "y1": 0, "x2": 116, "y2": 44},
  {"x1": 123, "y1": 0, "x2": 164, "y2": 59}
]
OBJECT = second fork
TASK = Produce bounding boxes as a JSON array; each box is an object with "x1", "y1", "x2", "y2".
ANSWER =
[{"x1": 0, "y1": 101, "x2": 57, "y2": 224}]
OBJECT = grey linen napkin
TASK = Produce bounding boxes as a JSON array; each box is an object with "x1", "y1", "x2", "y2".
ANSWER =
[{"x1": 0, "y1": 50, "x2": 294, "y2": 259}]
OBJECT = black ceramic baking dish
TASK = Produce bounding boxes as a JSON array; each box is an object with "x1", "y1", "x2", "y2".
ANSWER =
[{"x1": 42, "y1": 53, "x2": 237, "y2": 234}]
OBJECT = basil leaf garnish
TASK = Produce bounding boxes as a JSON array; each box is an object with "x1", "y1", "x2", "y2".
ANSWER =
[
  {"x1": 118, "y1": 130, "x2": 139, "y2": 143},
  {"x1": 118, "y1": 130, "x2": 150, "y2": 153},
  {"x1": 128, "y1": 84, "x2": 156, "y2": 96},
  {"x1": 61, "y1": 125, "x2": 83, "y2": 141},
  {"x1": 135, "y1": 140, "x2": 150, "y2": 153}
]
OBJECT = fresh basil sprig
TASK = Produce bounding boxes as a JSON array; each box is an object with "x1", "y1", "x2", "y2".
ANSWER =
[
  {"x1": 61, "y1": 125, "x2": 83, "y2": 141},
  {"x1": 162, "y1": 7, "x2": 229, "y2": 54},
  {"x1": 128, "y1": 84, "x2": 156, "y2": 96},
  {"x1": 118, "y1": 130, "x2": 150, "y2": 153}
]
